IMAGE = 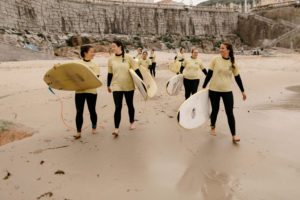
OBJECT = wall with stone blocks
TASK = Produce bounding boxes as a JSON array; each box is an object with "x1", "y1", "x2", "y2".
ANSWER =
[{"x1": 0, "y1": 0, "x2": 238, "y2": 36}]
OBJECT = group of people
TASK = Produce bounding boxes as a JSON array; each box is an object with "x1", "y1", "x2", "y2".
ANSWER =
[
  {"x1": 54, "y1": 41, "x2": 246, "y2": 143},
  {"x1": 134, "y1": 47, "x2": 157, "y2": 77}
]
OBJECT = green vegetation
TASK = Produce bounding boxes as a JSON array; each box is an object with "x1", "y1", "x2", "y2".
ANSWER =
[
  {"x1": 137, "y1": 42, "x2": 143, "y2": 48},
  {"x1": 37, "y1": 33, "x2": 46, "y2": 39},
  {"x1": 81, "y1": 37, "x2": 90, "y2": 44},
  {"x1": 122, "y1": 40, "x2": 132, "y2": 46},
  {"x1": 66, "y1": 38, "x2": 72, "y2": 47},
  {"x1": 0, "y1": 120, "x2": 14, "y2": 132},
  {"x1": 166, "y1": 43, "x2": 175, "y2": 49},
  {"x1": 13, "y1": 32, "x2": 23, "y2": 36},
  {"x1": 214, "y1": 40, "x2": 225, "y2": 48},
  {"x1": 190, "y1": 38, "x2": 202, "y2": 44},
  {"x1": 163, "y1": 36, "x2": 174, "y2": 43}
]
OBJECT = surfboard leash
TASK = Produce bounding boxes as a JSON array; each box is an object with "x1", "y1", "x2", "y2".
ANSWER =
[{"x1": 48, "y1": 87, "x2": 104, "y2": 132}]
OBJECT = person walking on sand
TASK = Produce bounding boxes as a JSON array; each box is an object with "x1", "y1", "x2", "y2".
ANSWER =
[
  {"x1": 149, "y1": 49, "x2": 157, "y2": 77},
  {"x1": 202, "y1": 42, "x2": 247, "y2": 143},
  {"x1": 107, "y1": 40, "x2": 143, "y2": 137},
  {"x1": 133, "y1": 47, "x2": 143, "y2": 61},
  {"x1": 53, "y1": 45, "x2": 101, "y2": 139},
  {"x1": 175, "y1": 47, "x2": 185, "y2": 69},
  {"x1": 180, "y1": 48, "x2": 207, "y2": 99},
  {"x1": 138, "y1": 51, "x2": 152, "y2": 72}
]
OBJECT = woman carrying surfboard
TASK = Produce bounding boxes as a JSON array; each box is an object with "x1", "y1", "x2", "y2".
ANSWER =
[
  {"x1": 175, "y1": 47, "x2": 185, "y2": 64},
  {"x1": 53, "y1": 45, "x2": 101, "y2": 139},
  {"x1": 138, "y1": 51, "x2": 152, "y2": 72},
  {"x1": 107, "y1": 40, "x2": 143, "y2": 137},
  {"x1": 133, "y1": 47, "x2": 143, "y2": 61},
  {"x1": 202, "y1": 42, "x2": 246, "y2": 143},
  {"x1": 180, "y1": 48, "x2": 207, "y2": 99},
  {"x1": 149, "y1": 49, "x2": 157, "y2": 77}
]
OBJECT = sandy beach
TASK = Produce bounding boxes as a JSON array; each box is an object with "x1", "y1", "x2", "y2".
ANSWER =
[{"x1": 0, "y1": 50, "x2": 300, "y2": 200}]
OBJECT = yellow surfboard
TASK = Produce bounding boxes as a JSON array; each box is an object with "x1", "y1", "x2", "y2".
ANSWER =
[
  {"x1": 139, "y1": 67, "x2": 157, "y2": 98},
  {"x1": 168, "y1": 60, "x2": 181, "y2": 73},
  {"x1": 43, "y1": 62, "x2": 102, "y2": 91}
]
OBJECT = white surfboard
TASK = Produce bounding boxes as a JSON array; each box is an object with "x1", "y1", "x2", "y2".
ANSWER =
[
  {"x1": 129, "y1": 69, "x2": 148, "y2": 101},
  {"x1": 43, "y1": 62, "x2": 102, "y2": 91},
  {"x1": 139, "y1": 66, "x2": 157, "y2": 98},
  {"x1": 177, "y1": 89, "x2": 211, "y2": 129},
  {"x1": 166, "y1": 74, "x2": 183, "y2": 96}
]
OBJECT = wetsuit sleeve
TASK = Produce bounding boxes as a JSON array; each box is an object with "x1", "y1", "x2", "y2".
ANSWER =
[
  {"x1": 180, "y1": 59, "x2": 187, "y2": 74},
  {"x1": 180, "y1": 66, "x2": 184, "y2": 74},
  {"x1": 202, "y1": 69, "x2": 213, "y2": 88},
  {"x1": 107, "y1": 73, "x2": 113, "y2": 86},
  {"x1": 234, "y1": 74, "x2": 245, "y2": 92},
  {"x1": 135, "y1": 69, "x2": 143, "y2": 80}
]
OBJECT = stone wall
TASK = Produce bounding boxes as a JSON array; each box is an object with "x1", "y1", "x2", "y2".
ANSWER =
[
  {"x1": 238, "y1": 3, "x2": 300, "y2": 48},
  {"x1": 0, "y1": 0, "x2": 238, "y2": 37},
  {"x1": 237, "y1": 14, "x2": 293, "y2": 47}
]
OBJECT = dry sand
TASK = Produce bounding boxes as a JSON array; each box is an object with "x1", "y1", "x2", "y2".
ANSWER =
[{"x1": 0, "y1": 50, "x2": 300, "y2": 200}]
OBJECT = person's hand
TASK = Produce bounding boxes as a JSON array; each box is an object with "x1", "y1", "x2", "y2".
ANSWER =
[
  {"x1": 107, "y1": 86, "x2": 112, "y2": 93},
  {"x1": 242, "y1": 92, "x2": 247, "y2": 101}
]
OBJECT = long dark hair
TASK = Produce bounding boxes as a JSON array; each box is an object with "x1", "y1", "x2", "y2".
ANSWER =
[
  {"x1": 113, "y1": 40, "x2": 125, "y2": 62},
  {"x1": 180, "y1": 47, "x2": 184, "y2": 53},
  {"x1": 222, "y1": 42, "x2": 235, "y2": 69},
  {"x1": 80, "y1": 45, "x2": 93, "y2": 59}
]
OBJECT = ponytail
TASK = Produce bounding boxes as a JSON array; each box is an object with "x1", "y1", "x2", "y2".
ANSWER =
[
  {"x1": 222, "y1": 42, "x2": 235, "y2": 69},
  {"x1": 113, "y1": 40, "x2": 125, "y2": 62}
]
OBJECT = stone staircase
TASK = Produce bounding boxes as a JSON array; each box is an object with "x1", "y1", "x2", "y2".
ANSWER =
[
  {"x1": 252, "y1": 14, "x2": 297, "y2": 29},
  {"x1": 242, "y1": 13, "x2": 299, "y2": 48},
  {"x1": 267, "y1": 26, "x2": 300, "y2": 47}
]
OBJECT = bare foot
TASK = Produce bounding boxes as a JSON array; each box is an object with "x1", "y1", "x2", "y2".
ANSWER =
[
  {"x1": 210, "y1": 128, "x2": 216, "y2": 136},
  {"x1": 232, "y1": 136, "x2": 240, "y2": 143},
  {"x1": 73, "y1": 132, "x2": 81, "y2": 139},
  {"x1": 92, "y1": 128, "x2": 98, "y2": 134},
  {"x1": 112, "y1": 129, "x2": 119, "y2": 137},
  {"x1": 129, "y1": 123, "x2": 136, "y2": 130}
]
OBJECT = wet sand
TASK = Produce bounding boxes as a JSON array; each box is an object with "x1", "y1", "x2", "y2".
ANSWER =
[{"x1": 0, "y1": 51, "x2": 300, "y2": 200}]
